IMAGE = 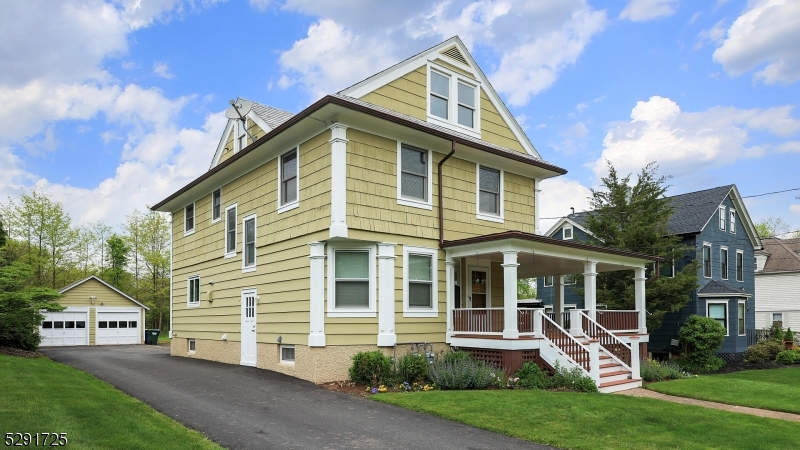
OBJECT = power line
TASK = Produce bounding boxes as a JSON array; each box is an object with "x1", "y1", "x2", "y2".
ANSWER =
[{"x1": 742, "y1": 187, "x2": 800, "y2": 199}]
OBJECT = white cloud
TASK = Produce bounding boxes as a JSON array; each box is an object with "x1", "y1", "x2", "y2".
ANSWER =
[
  {"x1": 553, "y1": 121, "x2": 589, "y2": 155},
  {"x1": 249, "y1": 0, "x2": 272, "y2": 11},
  {"x1": 619, "y1": 0, "x2": 678, "y2": 22},
  {"x1": 278, "y1": 1, "x2": 607, "y2": 106},
  {"x1": 590, "y1": 96, "x2": 800, "y2": 181},
  {"x1": 695, "y1": 20, "x2": 727, "y2": 49},
  {"x1": 538, "y1": 177, "x2": 592, "y2": 232},
  {"x1": 713, "y1": 0, "x2": 800, "y2": 84},
  {"x1": 576, "y1": 102, "x2": 588, "y2": 112},
  {"x1": 153, "y1": 61, "x2": 175, "y2": 78},
  {"x1": 791, "y1": 204, "x2": 800, "y2": 215}
]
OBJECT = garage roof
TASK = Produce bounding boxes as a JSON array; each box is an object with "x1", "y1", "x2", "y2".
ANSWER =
[{"x1": 59, "y1": 276, "x2": 150, "y2": 310}]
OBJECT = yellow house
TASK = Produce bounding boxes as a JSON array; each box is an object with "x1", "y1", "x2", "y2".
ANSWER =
[{"x1": 152, "y1": 37, "x2": 659, "y2": 393}]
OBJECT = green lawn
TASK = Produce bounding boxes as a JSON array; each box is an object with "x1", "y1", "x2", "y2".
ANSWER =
[
  {"x1": 374, "y1": 390, "x2": 800, "y2": 450},
  {"x1": 647, "y1": 367, "x2": 800, "y2": 414},
  {"x1": 158, "y1": 334, "x2": 171, "y2": 344},
  {"x1": 0, "y1": 355, "x2": 221, "y2": 450}
]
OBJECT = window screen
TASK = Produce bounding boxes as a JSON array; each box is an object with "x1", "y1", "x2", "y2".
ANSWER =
[
  {"x1": 479, "y1": 167, "x2": 500, "y2": 215},
  {"x1": 457, "y1": 82, "x2": 475, "y2": 127},
  {"x1": 212, "y1": 189, "x2": 221, "y2": 220},
  {"x1": 281, "y1": 150, "x2": 298, "y2": 205},
  {"x1": 334, "y1": 250, "x2": 369, "y2": 308},
  {"x1": 189, "y1": 277, "x2": 200, "y2": 305},
  {"x1": 430, "y1": 71, "x2": 449, "y2": 119},
  {"x1": 244, "y1": 217, "x2": 256, "y2": 267},
  {"x1": 226, "y1": 207, "x2": 237, "y2": 254},
  {"x1": 185, "y1": 203, "x2": 194, "y2": 231},
  {"x1": 708, "y1": 303, "x2": 727, "y2": 332},
  {"x1": 401, "y1": 145, "x2": 427, "y2": 201},
  {"x1": 408, "y1": 254, "x2": 433, "y2": 308}
]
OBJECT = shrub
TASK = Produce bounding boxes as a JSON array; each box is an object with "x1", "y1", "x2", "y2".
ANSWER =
[
  {"x1": 440, "y1": 350, "x2": 473, "y2": 365},
  {"x1": 775, "y1": 349, "x2": 800, "y2": 365},
  {"x1": 677, "y1": 315, "x2": 726, "y2": 372},
  {"x1": 349, "y1": 351, "x2": 392, "y2": 385},
  {"x1": 785, "y1": 328, "x2": 795, "y2": 343},
  {"x1": 514, "y1": 362, "x2": 551, "y2": 390},
  {"x1": 743, "y1": 340, "x2": 784, "y2": 364},
  {"x1": 769, "y1": 322, "x2": 784, "y2": 341},
  {"x1": 397, "y1": 353, "x2": 429, "y2": 383},
  {"x1": 640, "y1": 358, "x2": 689, "y2": 382},
  {"x1": 428, "y1": 356, "x2": 498, "y2": 390},
  {"x1": 550, "y1": 362, "x2": 598, "y2": 393}
]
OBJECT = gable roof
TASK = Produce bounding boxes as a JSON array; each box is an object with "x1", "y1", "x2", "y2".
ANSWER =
[
  {"x1": 543, "y1": 216, "x2": 597, "y2": 240},
  {"x1": 210, "y1": 101, "x2": 294, "y2": 169},
  {"x1": 698, "y1": 280, "x2": 751, "y2": 297},
  {"x1": 758, "y1": 237, "x2": 800, "y2": 273},
  {"x1": 338, "y1": 36, "x2": 540, "y2": 159},
  {"x1": 59, "y1": 275, "x2": 150, "y2": 310}
]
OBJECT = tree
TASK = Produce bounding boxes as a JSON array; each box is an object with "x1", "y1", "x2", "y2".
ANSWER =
[
  {"x1": 104, "y1": 234, "x2": 130, "y2": 289},
  {"x1": 517, "y1": 278, "x2": 536, "y2": 299},
  {"x1": 91, "y1": 222, "x2": 113, "y2": 273},
  {"x1": 0, "y1": 218, "x2": 6, "y2": 248},
  {"x1": 581, "y1": 161, "x2": 699, "y2": 331},
  {"x1": 137, "y1": 211, "x2": 171, "y2": 330},
  {"x1": 755, "y1": 216, "x2": 798, "y2": 238}
]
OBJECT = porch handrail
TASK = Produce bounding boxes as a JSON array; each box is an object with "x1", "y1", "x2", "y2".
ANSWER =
[
  {"x1": 452, "y1": 308, "x2": 505, "y2": 334},
  {"x1": 596, "y1": 310, "x2": 639, "y2": 332},
  {"x1": 578, "y1": 310, "x2": 632, "y2": 369},
  {"x1": 539, "y1": 312, "x2": 591, "y2": 373}
]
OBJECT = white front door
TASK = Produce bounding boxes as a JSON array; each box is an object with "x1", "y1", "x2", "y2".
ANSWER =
[
  {"x1": 97, "y1": 311, "x2": 141, "y2": 345},
  {"x1": 240, "y1": 290, "x2": 257, "y2": 366},
  {"x1": 40, "y1": 311, "x2": 88, "y2": 346}
]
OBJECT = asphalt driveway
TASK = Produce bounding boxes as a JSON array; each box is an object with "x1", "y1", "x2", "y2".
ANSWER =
[{"x1": 42, "y1": 345, "x2": 552, "y2": 450}]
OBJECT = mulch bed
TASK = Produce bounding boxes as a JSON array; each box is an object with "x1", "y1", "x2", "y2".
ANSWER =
[
  {"x1": 319, "y1": 380, "x2": 372, "y2": 397},
  {"x1": 0, "y1": 346, "x2": 45, "y2": 358}
]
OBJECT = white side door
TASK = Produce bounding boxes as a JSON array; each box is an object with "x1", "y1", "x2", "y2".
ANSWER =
[{"x1": 240, "y1": 289, "x2": 257, "y2": 366}]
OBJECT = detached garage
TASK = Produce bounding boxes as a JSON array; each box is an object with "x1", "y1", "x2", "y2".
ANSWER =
[{"x1": 40, "y1": 276, "x2": 149, "y2": 347}]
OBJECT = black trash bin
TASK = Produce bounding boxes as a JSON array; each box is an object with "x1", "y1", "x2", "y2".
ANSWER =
[{"x1": 145, "y1": 329, "x2": 160, "y2": 345}]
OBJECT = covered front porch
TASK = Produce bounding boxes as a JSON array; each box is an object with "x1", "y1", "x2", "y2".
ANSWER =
[{"x1": 441, "y1": 231, "x2": 658, "y2": 393}]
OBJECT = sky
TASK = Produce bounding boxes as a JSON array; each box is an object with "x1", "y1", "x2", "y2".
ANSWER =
[{"x1": 1, "y1": 0, "x2": 799, "y2": 234}]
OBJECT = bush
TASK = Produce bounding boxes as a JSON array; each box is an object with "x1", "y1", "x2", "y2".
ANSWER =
[
  {"x1": 440, "y1": 350, "x2": 473, "y2": 365},
  {"x1": 744, "y1": 340, "x2": 785, "y2": 364},
  {"x1": 785, "y1": 328, "x2": 795, "y2": 343},
  {"x1": 769, "y1": 322, "x2": 784, "y2": 341},
  {"x1": 677, "y1": 315, "x2": 726, "y2": 372},
  {"x1": 551, "y1": 362, "x2": 598, "y2": 393},
  {"x1": 640, "y1": 358, "x2": 689, "y2": 382},
  {"x1": 775, "y1": 349, "x2": 800, "y2": 365},
  {"x1": 514, "y1": 362, "x2": 551, "y2": 390},
  {"x1": 428, "y1": 355, "x2": 498, "y2": 390},
  {"x1": 349, "y1": 351, "x2": 392, "y2": 385},
  {"x1": 397, "y1": 353, "x2": 429, "y2": 383}
]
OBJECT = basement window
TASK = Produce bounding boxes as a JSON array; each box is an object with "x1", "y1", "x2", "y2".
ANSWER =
[
  {"x1": 188, "y1": 339, "x2": 196, "y2": 353},
  {"x1": 280, "y1": 345, "x2": 295, "y2": 364}
]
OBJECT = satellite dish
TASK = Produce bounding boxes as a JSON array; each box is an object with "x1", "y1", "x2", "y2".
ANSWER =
[{"x1": 225, "y1": 98, "x2": 254, "y2": 120}]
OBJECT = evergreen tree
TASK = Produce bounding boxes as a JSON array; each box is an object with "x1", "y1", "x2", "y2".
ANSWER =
[{"x1": 582, "y1": 162, "x2": 699, "y2": 331}]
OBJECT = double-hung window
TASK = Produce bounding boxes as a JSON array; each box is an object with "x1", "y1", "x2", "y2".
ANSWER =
[
  {"x1": 188, "y1": 276, "x2": 200, "y2": 308},
  {"x1": 477, "y1": 166, "x2": 502, "y2": 221},
  {"x1": 243, "y1": 214, "x2": 256, "y2": 272},
  {"x1": 212, "y1": 189, "x2": 221, "y2": 222},
  {"x1": 404, "y1": 246, "x2": 438, "y2": 317},
  {"x1": 430, "y1": 71, "x2": 450, "y2": 120},
  {"x1": 738, "y1": 301, "x2": 746, "y2": 336},
  {"x1": 703, "y1": 243, "x2": 712, "y2": 278},
  {"x1": 772, "y1": 313, "x2": 784, "y2": 327},
  {"x1": 279, "y1": 148, "x2": 298, "y2": 211},
  {"x1": 563, "y1": 225, "x2": 573, "y2": 240},
  {"x1": 428, "y1": 66, "x2": 480, "y2": 135},
  {"x1": 184, "y1": 203, "x2": 195, "y2": 235},
  {"x1": 719, "y1": 206, "x2": 726, "y2": 231},
  {"x1": 707, "y1": 302, "x2": 728, "y2": 335},
  {"x1": 730, "y1": 209, "x2": 736, "y2": 234},
  {"x1": 328, "y1": 247, "x2": 375, "y2": 317},
  {"x1": 736, "y1": 250, "x2": 744, "y2": 282},
  {"x1": 720, "y1": 247, "x2": 729, "y2": 280},
  {"x1": 225, "y1": 204, "x2": 237, "y2": 257},
  {"x1": 457, "y1": 81, "x2": 476, "y2": 128},
  {"x1": 398, "y1": 144, "x2": 430, "y2": 207}
]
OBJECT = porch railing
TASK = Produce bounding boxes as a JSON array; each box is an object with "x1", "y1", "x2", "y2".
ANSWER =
[
  {"x1": 596, "y1": 310, "x2": 639, "y2": 332},
  {"x1": 452, "y1": 308, "x2": 504, "y2": 333},
  {"x1": 541, "y1": 312, "x2": 591, "y2": 372},
  {"x1": 579, "y1": 311, "x2": 632, "y2": 368}
]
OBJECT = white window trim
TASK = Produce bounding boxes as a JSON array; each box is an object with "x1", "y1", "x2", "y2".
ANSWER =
[
  {"x1": 211, "y1": 188, "x2": 222, "y2": 224},
  {"x1": 543, "y1": 276, "x2": 553, "y2": 287},
  {"x1": 730, "y1": 209, "x2": 736, "y2": 234},
  {"x1": 280, "y1": 345, "x2": 295, "y2": 364},
  {"x1": 224, "y1": 204, "x2": 237, "y2": 259},
  {"x1": 702, "y1": 242, "x2": 712, "y2": 279},
  {"x1": 738, "y1": 300, "x2": 746, "y2": 336},
  {"x1": 277, "y1": 146, "x2": 300, "y2": 214},
  {"x1": 327, "y1": 244, "x2": 377, "y2": 318},
  {"x1": 184, "y1": 202, "x2": 196, "y2": 236},
  {"x1": 476, "y1": 164, "x2": 504, "y2": 223},
  {"x1": 403, "y1": 246, "x2": 439, "y2": 318},
  {"x1": 242, "y1": 213, "x2": 257, "y2": 273},
  {"x1": 188, "y1": 338, "x2": 196, "y2": 353},
  {"x1": 718, "y1": 206, "x2": 726, "y2": 231},
  {"x1": 426, "y1": 63, "x2": 481, "y2": 139},
  {"x1": 563, "y1": 224, "x2": 574, "y2": 240},
  {"x1": 720, "y1": 246, "x2": 729, "y2": 281},
  {"x1": 187, "y1": 275, "x2": 200, "y2": 308},
  {"x1": 736, "y1": 249, "x2": 744, "y2": 282},
  {"x1": 772, "y1": 312, "x2": 785, "y2": 325},
  {"x1": 707, "y1": 300, "x2": 729, "y2": 336},
  {"x1": 234, "y1": 119, "x2": 247, "y2": 154},
  {"x1": 396, "y1": 141, "x2": 433, "y2": 210}
]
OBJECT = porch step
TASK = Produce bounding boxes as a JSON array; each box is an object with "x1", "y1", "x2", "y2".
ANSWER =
[
  {"x1": 598, "y1": 378, "x2": 642, "y2": 394},
  {"x1": 600, "y1": 362, "x2": 624, "y2": 375},
  {"x1": 600, "y1": 370, "x2": 631, "y2": 383}
]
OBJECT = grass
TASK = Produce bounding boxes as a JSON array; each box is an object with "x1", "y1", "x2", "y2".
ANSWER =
[
  {"x1": 158, "y1": 334, "x2": 171, "y2": 344},
  {"x1": 374, "y1": 390, "x2": 800, "y2": 450},
  {"x1": 0, "y1": 355, "x2": 221, "y2": 450},
  {"x1": 647, "y1": 367, "x2": 800, "y2": 414}
]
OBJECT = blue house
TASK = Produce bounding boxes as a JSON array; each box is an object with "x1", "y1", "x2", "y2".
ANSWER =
[{"x1": 537, "y1": 185, "x2": 762, "y2": 357}]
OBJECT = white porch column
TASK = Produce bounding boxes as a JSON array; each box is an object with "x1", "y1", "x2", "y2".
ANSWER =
[
  {"x1": 308, "y1": 242, "x2": 326, "y2": 347},
  {"x1": 555, "y1": 275, "x2": 565, "y2": 327},
  {"x1": 502, "y1": 251, "x2": 520, "y2": 339},
  {"x1": 629, "y1": 336, "x2": 641, "y2": 380},
  {"x1": 329, "y1": 123, "x2": 348, "y2": 238},
  {"x1": 634, "y1": 267, "x2": 647, "y2": 334},
  {"x1": 445, "y1": 253, "x2": 455, "y2": 344},
  {"x1": 377, "y1": 243, "x2": 397, "y2": 347},
  {"x1": 584, "y1": 261, "x2": 598, "y2": 321}
]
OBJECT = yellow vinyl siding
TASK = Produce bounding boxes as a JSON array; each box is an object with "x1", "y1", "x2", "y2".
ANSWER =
[
  {"x1": 60, "y1": 278, "x2": 140, "y2": 308},
  {"x1": 490, "y1": 261, "x2": 504, "y2": 307},
  {"x1": 360, "y1": 65, "x2": 427, "y2": 121},
  {"x1": 89, "y1": 308, "x2": 96, "y2": 345},
  {"x1": 480, "y1": 89, "x2": 526, "y2": 154},
  {"x1": 218, "y1": 119, "x2": 266, "y2": 165}
]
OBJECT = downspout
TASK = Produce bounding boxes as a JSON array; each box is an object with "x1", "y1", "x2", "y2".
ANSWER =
[{"x1": 438, "y1": 141, "x2": 456, "y2": 247}]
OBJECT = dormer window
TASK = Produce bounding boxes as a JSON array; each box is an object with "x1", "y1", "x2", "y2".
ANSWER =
[
  {"x1": 563, "y1": 225, "x2": 574, "y2": 240},
  {"x1": 427, "y1": 65, "x2": 480, "y2": 137}
]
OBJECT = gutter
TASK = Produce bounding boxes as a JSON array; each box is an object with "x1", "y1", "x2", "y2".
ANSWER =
[{"x1": 438, "y1": 141, "x2": 456, "y2": 246}]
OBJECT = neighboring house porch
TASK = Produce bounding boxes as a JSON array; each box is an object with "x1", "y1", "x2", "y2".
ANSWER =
[{"x1": 441, "y1": 231, "x2": 656, "y2": 393}]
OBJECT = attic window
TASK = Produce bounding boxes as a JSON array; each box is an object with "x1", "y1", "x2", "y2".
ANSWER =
[
  {"x1": 442, "y1": 46, "x2": 468, "y2": 66},
  {"x1": 427, "y1": 65, "x2": 480, "y2": 136},
  {"x1": 563, "y1": 225, "x2": 574, "y2": 240}
]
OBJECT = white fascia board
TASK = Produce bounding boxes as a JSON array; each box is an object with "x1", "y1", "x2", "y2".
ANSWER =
[
  {"x1": 246, "y1": 110, "x2": 272, "y2": 137},
  {"x1": 543, "y1": 217, "x2": 597, "y2": 241},
  {"x1": 210, "y1": 120, "x2": 234, "y2": 170},
  {"x1": 729, "y1": 185, "x2": 763, "y2": 250}
]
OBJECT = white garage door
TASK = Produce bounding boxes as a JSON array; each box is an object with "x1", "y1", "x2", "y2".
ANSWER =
[
  {"x1": 97, "y1": 312, "x2": 140, "y2": 345},
  {"x1": 40, "y1": 311, "x2": 88, "y2": 346}
]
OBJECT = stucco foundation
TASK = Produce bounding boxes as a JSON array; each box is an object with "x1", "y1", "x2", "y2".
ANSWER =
[{"x1": 170, "y1": 337, "x2": 240, "y2": 365}]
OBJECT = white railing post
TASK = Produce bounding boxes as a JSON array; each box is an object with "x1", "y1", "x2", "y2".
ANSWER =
[
  {"x1": 634, "y1": 267, "x2": 647, "y2": 334},
  {"x1": 630, "y1": 336, "x2": 641, "y2": 380},
  {"x1": 502, "y1": 251, "x2": 520, "y2": 339},
  {"x1": 533, "y1": 309, "x2": 543, "y2": 337},
  {"x1": 555, "y1": 275, "x2": 565, "y2": 327},
  {"x1": 589, "y1": 338, "x2": 601, "y2": 383},
  {"x1": 569, "y1": 309, "x2": 582, "y2": 337}
]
